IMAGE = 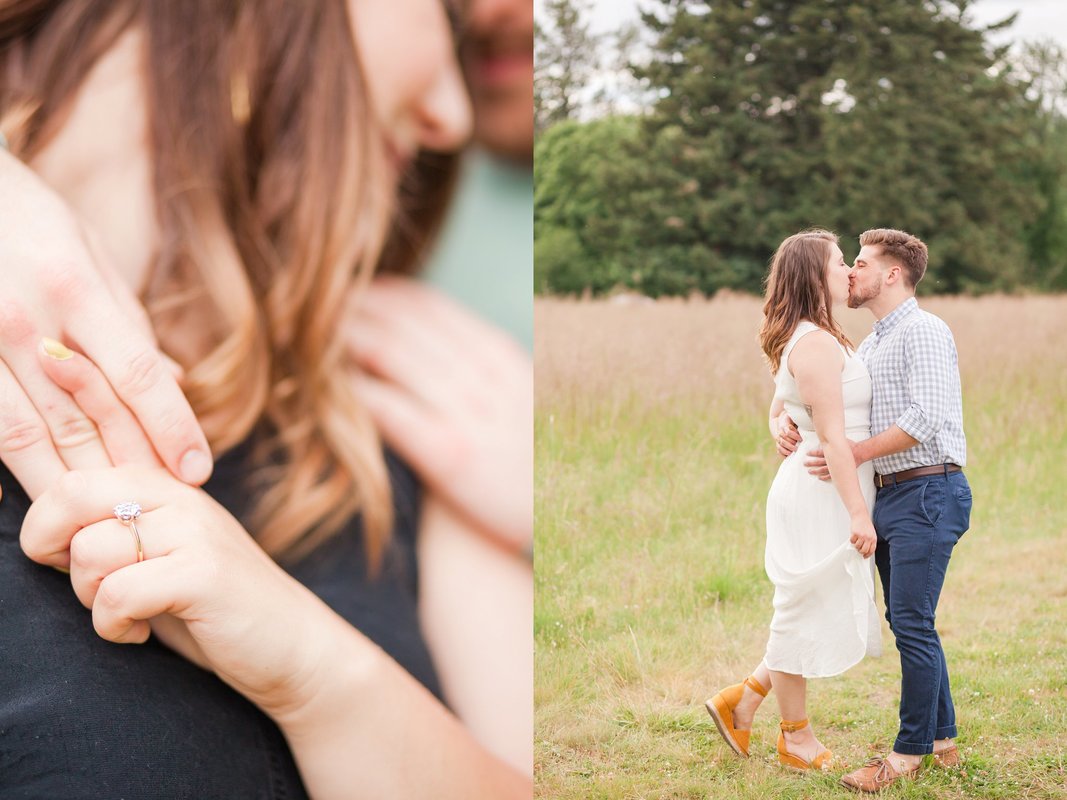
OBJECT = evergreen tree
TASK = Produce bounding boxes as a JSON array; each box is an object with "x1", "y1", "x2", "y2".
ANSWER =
[
  {"x1": 536, "y1": 0, "x2": 1059, "y2": 296},
  {"x1": 630, "y1": 0, "x2": 1045, "y2": 293},
  {"x1": 535, "y1": 0, "x2": 602, "y2": 133}
]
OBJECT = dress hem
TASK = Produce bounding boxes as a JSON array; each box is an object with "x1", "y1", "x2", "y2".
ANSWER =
[{"x1": 763, "y1": 649, "x2": 866, "y2": 680}]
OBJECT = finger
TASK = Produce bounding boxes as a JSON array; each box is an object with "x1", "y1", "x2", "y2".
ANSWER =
[
  {"x1": 80, "y1": 229, "x2": 187, "y2": 384},
  {"x1": 80, "y1": 227, "x2": 159, "y2": 346},
  {"x1": 345, "y1": 315, "x2": 464, "y2": 413},
  {"x1": 68, "y1": 515, "x2": 169, "y2": 609},
  {"x1": 38, "y1": 339, "x2": 162, "y2": 468},
  {"x1": 0, "y1": 359, "x2": 69, "y2": 500},
  {"x1": 354, "y1": 278, "x2": 524, "y2": 374},
  {"x1": 352, "y1": 373, "x2": 459, "y2": 476},
  {"x1": 0, "y1": 333, "x2": 113, "y2": 472},
  {"x1": 21, "y1": 466, "x2": 180, "y2": 566},
  {"x1": 62, "y1": 290, "x2": 211, "y2": 485},
  {"x1": 93, "y1": 556, "x2": 188, "y2": 644}
]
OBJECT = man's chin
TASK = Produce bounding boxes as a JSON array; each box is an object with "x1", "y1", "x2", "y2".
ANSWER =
[{"x1": 847, "y1": 295, "x2": 863, "y2": 309}]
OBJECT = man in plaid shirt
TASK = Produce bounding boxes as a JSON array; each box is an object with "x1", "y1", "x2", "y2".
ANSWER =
[{"x1": 777, "y1": 228, "x2": 973, "y2": 792}]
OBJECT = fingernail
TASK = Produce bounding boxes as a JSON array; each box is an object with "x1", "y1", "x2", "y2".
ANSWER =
[
  {"x1": 41, "y1": 337, "x2": 74, "y2": 360},
  {"x1": 179, "y1": 448, "x2": 213, "y2": 484}
]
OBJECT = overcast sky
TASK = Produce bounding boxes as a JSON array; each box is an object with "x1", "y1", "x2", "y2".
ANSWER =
[{"x1": 536, "y1": 0, "x2": 1067, "y2": 48}]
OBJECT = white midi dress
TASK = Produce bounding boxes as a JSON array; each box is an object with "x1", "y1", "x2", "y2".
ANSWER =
[{"x1": 763, "y1": 321, "x2": 881, "y2": 678}]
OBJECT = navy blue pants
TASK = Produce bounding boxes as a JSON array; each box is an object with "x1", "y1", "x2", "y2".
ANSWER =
[{"x1": 872, "y1": 469, "x2": 972, "y2": 755}]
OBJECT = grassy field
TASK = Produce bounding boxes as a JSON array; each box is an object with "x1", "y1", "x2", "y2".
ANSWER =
[{"x1": 534, "y1": 294, "x2": 1067, "y2": 799}]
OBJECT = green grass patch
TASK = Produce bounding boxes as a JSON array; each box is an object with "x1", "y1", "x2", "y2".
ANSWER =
[{"x1": 535, "y1": 298, "x2": 1067, "y2": 799}]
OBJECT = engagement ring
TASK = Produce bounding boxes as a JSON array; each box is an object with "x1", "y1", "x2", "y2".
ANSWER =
[{"x1": 113, "y1": 502, "x2": 145, "y2": 563}]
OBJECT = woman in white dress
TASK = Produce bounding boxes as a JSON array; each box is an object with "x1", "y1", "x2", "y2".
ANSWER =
[{"x1": 705, "y1": 229, "x2": 880, "y2": 771}]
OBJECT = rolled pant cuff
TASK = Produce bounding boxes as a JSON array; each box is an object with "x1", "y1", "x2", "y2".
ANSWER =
[
  {"x1": 935, "y1": 725, "x2": 958, "y2": 740},
  {"x1": 894, "y1": 739, "x2": 934, "y2": 756}
]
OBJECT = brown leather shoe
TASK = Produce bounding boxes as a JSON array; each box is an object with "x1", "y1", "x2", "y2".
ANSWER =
[
  {"x1": 932, "y1": 744, "x2": 961, "y2": 768},
  {"x1": 840, "y1": 757, "x2": 921, "y2": 792}
]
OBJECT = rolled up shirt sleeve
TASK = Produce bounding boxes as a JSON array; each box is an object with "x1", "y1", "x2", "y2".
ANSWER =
[{"x1": 895, "y1": 320, "x2": 958, "y2": 443}]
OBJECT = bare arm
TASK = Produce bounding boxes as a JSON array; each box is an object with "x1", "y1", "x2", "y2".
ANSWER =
[
  {"x1": 768, "y1": 396, "x2": 785, "y2": 438},
  {"x1": 790, "y1": 332, "x2": 875, "y2": 557},
  {"x1": 417, "y1": 497, "x2": 533, "y2": 776},
  {"x1": 274, "y1": 628, "x2": 531, "y2": 800},
  {"x1": 852, "y1": 424, "x2": 919, "y2": 465},
  {"x1": 269, "y1": 499, "x2": 532, "y2": 798}
]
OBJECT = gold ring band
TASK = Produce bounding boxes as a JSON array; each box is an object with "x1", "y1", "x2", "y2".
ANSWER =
[{"x1": 127, "y1": 518, "x2": 145, "y2": 563}]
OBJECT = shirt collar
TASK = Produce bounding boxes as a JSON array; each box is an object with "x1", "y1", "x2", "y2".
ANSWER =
[{"x1": 874, "y1": 296, "x2": 918, "y2": 336}]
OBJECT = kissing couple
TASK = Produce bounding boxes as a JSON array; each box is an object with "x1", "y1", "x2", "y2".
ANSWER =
[{"x1": 704, "y1": 228, "x2": 972, "y2": 792}]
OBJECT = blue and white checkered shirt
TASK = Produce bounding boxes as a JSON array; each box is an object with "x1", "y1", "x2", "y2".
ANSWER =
[{"x1": 856, "y1": 297, "x2": 967, "y2": 474}]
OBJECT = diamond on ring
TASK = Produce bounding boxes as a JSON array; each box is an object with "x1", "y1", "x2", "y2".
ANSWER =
[{"x1": 114, "y1": 502, "x2": 142, "y2": 523}]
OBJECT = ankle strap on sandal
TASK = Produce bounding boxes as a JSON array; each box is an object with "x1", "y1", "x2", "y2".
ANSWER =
[
  {"x1": 744, "y1": 676, "x2": 769, "y2": 697},
  {"x1": 779, "y1": 718, "x2": 809, "y2": 733}
]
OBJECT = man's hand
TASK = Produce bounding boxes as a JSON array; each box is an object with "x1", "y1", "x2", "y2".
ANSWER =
[
  {"x1": 774, "y1": 410, "x2": 801, "y2": 458},
  {"x1": 805, "y1": 439, "x2": 862, "y2": 481},
  {"x1": 0, "y1": 151, "x2": 211, "y2": 499},
  {"x1": 345, "y1": 277, "x2": 532, "y2": 552}
]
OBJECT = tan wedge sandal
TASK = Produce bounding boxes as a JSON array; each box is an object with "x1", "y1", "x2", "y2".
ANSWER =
[
  {"x1": 704, "y1": 675, "x2": 768, "y2": 757},
  {"x1": 777, "y1": 718, "x2": 833, "y2": 771}
]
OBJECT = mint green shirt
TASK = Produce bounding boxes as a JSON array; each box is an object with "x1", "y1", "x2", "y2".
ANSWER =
[{"x1": 423, "y1": 149, "x2": 532, "y2": 352}]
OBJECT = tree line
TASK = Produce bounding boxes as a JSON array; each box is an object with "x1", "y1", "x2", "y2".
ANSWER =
[{"x1": 534, "y1": 0, "x2": 1067, "y2": 296}]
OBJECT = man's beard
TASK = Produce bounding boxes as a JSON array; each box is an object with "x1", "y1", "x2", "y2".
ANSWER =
[{"x1": 848, "y1": 281, "x2": 880, "y2": 309}]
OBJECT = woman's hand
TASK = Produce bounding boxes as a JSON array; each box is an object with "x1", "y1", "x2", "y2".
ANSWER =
[
  {"x1": 345, "y1": 277, "x2": 532, "y2": 552},
  {"x1": 19, "y1": 464, "x2": 336, "y2": 717},
  {"x1": 773, "y1": 410, "x2": 800, "y2": 457},
  {"x1": 0, "y1": 150, "x2": 212, "y2": 498},
  {"x1": 850, "y1": 513, "x2": 877, "y2": 558}
]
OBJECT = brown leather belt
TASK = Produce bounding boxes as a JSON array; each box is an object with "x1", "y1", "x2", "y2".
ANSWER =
[{"x1": 875, "y1": 464, "x2": 962, "y2": 489}]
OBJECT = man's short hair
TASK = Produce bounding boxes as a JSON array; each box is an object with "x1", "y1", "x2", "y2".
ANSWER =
[{"x1": 859, "y1": 228, "x2": 928, "y2": 288}]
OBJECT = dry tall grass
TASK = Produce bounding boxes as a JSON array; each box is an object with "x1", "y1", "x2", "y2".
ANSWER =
[{"x1": 536, "y1": 293, "x2": 1065, "y2": 416}]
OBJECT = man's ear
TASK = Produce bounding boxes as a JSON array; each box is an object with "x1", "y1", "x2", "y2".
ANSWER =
[{"x1": 885, "y1": 264, "x2": 903, "y2": 286}]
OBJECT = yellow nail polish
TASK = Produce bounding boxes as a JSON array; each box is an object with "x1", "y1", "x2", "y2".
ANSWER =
[{"x1": 41, "y1": 337, "x2": 74, "y2": 360}]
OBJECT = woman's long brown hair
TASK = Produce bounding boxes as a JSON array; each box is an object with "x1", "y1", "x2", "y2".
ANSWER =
[
  {"x1": 0, "y1": 0, "x2": 459, "y2": 570},
  {"x1": 759, "y1": 229, "x2": 852, "y2": 374}
]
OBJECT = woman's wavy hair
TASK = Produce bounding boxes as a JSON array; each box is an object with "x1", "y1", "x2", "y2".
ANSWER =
[
  {"x1": 0, "y1": 0, "x2": 459, "y2": 570},
  {"x1": 759, "y1": 229, "x2": 852, "y2": 374}
]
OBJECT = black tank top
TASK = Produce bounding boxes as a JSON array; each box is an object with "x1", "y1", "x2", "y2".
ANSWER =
[{"x1": 0, "y1": 437, "x2": 442, "y2": 799}]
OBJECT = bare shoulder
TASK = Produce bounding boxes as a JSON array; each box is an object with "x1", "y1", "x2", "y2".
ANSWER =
[{"x1": 788, "y1": 327, "x2": 845, "y2": 378}]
